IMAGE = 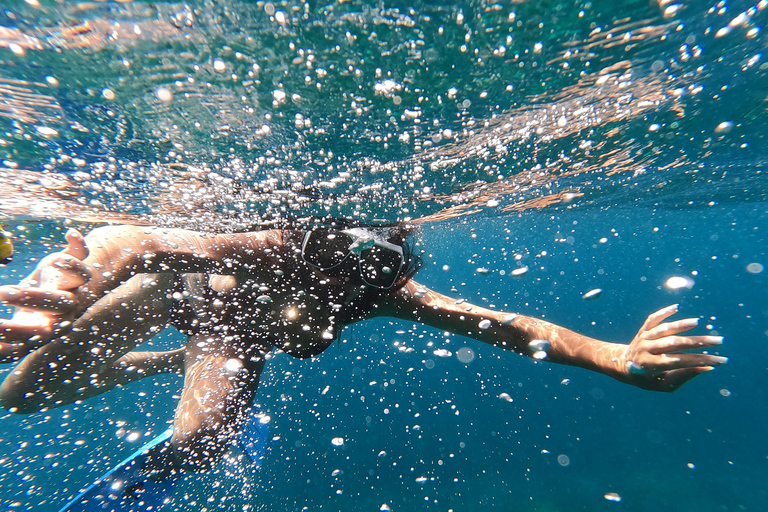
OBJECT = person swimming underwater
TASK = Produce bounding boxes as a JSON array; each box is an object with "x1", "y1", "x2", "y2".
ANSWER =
[{"x1": 0, "y1": 220, "x2": 726, "y2": 473}]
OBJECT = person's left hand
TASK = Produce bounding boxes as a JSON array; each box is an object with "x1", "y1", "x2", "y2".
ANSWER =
[
  {"x1": 0, "y1": 229, "x2": 92, "y2": 362},
  {"x1": 620, "y1": 304, "x2": 726, "y2": 391}
]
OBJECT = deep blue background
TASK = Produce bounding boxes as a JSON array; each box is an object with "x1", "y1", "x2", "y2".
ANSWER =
[{"x1": 2, "y1": 202, "x2": 765, "y2": 511}]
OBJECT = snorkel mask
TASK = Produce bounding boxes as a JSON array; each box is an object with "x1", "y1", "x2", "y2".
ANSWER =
[{"x1": 301, "y1": 228, "x2": 405, "y2": 289}]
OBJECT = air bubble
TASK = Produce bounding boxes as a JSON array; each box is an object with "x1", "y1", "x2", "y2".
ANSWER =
[
  {"x1": 35, "y1": 126, "x2": 58, "y2": 137},
  {"x1": 582, "y1": 288, "x2": 603, "y2": 300},
  {"x1": 456, "y1": 347, "x2": 475, "y2": 363},
  {"x1": 665, "y1": 276, "x2": 694, "y2": 290},
  {"x1": 714, "y1": 121, "x2": 733, "y2": 134},
  {"x1": 273, "y1": 90, "x2": 287, "y2": 104},
  {"x1": 501, "y1": 314, "x2": 517, "y2": 325},
  {"x1": 528, "y1": 339, "x2": 550, "y2": 352},
  {"x1": 511, "y1": 266, "x2": 528, "y2": 277},
  {"x1": 155, "y1": 87, "x2": 173, "y2": 102}
]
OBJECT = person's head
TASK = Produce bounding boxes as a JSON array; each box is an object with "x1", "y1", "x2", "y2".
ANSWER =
[
  {"x1": 299, "y1": 223, "x2": 421, "y2": 291},
  {"x1": 241, "y1": 214, "x2": 422, "y2": 289}
]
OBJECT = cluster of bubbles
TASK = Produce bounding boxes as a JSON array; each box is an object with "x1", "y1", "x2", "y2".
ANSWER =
[{"x1": 0, "y1": 0, "x2": 763, "y2": 230}]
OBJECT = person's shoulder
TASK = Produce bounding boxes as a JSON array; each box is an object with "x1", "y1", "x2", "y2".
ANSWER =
[{"x1": 230, "y1": 229, "x2": 303, "y2": 252}]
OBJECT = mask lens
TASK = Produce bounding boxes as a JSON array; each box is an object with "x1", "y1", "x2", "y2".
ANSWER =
[
  {"x1": 303, "y1": 228, "x2": 353, "y2": 269},
  {"x1": 359, "y1": 244, "x2": 403, "y2": 288}
]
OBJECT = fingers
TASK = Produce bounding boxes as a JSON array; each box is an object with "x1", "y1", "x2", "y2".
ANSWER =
[
  {"x1": 54, "y1": 258, "x2": 92, "y2": 288},
  {"x1": 640, "y1": 304, "x2": 679, "y2": 332},
  {"x1": 628, "y1": 306, "x2": 726, "y2": 391},
  {"x1": 644, "y1": 335, "x2": 724, "y2": 354},
  {"x1": 656, "y1": 367, "x2": 715, "y2": 392},
  {"x1": 0, "y1": 286, "x2": 77, "y2": 313},
  {"x1": 647, "y1": 352, "x2": 728, "y2": 371},
  {"x1": 63, "y1": 228, "x2": 88, "y2": 260},
  {"x1": 644, "y1": 317, "x2": 699, "y2": 339}
]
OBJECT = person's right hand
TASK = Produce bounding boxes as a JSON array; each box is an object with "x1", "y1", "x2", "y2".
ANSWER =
[
  {"x1": 619, "y1": 304, "x2": 727, "y2": 391},
  {"x1": 0, "y1": 228, "x2": 92, "y2": 363}
]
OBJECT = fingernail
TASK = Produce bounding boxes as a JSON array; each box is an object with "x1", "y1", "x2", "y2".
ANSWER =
[
  {"x1": 683, "y1": 317, "x2": 699, "y2": 326},
  {"x1": 711, "y1": 356, "x2": 728, "y2": 365},
  {"x1": 710, "y1": 337, "x2": 724, "y2": 345}
]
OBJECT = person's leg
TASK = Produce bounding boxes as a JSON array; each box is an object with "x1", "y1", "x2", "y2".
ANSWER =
[
  {"x1": 108, "y1": 348, "x2": 186, "y2": 382},
  {"x1": 0, "y1": 273, "x2": 176, "y2": 412},
  {"x1": 170, "y1": 333, "x2": 266, "y2": 471}
]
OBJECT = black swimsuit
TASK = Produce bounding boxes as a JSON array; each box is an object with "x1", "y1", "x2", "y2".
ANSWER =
[{"x1": 167, "y1": 229, "x2": 396, "y2": 358}]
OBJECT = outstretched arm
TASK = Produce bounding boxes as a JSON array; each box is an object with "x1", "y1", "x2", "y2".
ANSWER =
[{"x1": 378, "y1": 280, "x2": 726, "y2": 392}]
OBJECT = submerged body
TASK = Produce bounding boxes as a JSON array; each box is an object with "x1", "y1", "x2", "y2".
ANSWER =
[{"x1": 0, "y1": 224, "x2": 725, "y2": 476}]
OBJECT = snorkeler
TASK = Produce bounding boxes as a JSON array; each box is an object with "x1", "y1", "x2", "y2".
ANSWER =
[{"x1": 0, "y1": 222, "x2": 726, "y2": 473}]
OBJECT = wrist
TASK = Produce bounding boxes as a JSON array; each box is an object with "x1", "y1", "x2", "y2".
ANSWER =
[{"x1": 593, "y1": 342, "x2": 631, "y2": 382}]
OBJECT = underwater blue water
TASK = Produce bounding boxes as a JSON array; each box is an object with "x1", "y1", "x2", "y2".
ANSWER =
[
  {"x1": 1, "y1": 0, "x2": 767, "y2": 509},
  {"x1": 2, "y1": 202, "x2": 765, "y2": 511}
]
